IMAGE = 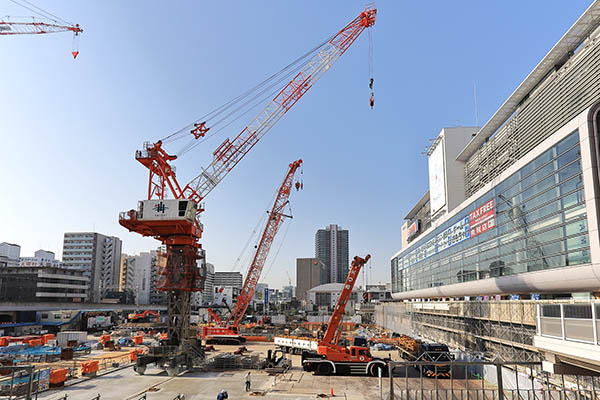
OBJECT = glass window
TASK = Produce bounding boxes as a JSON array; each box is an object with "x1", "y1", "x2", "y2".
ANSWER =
[
  {"x1": 555, "y1": 131, "x2": 579, "y2": 155},
  {"x1": 392, "y1": 130, "x2": 586, "y2": 294},
  {"x1": 567, "y1": 248, "x2": 590, "y2": 266},
  {"x1": 521, "y1": 148, "x2": 554, "y2": 178},
  {"x1": 522, "y1": 161, "x2": 555, "y2": 189}
]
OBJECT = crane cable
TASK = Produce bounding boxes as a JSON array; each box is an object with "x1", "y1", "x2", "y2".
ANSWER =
[
  {"x1": 259, "y1": 213, "x2": 293, "y2": 284},
  {"x1": 8, "y1": 0, "x2": 73, "y2": 26},
  {"x1": 160, "y1": 33, "x2": 336, "y2": 156},
  {"x1": 230, "y1": 188, "x2": 278, "y2": 272}
]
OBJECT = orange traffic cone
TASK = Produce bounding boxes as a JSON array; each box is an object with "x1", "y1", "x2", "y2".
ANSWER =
[{"x1": 331, "y1": 387, "x2": 334, "y2": 397}]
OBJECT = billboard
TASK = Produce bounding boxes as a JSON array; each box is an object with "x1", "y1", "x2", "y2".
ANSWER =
[
  {"x1": 428, "y1": 139, "x2": 446, "y2": 214},
  {"x1": 469, "y1": 199, "x2": 496, "y2": 237}
]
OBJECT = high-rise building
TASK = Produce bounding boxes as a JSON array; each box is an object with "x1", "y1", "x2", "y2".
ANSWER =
[
  {"x1": 119, "y1": 254, "x2": 136, "y2": 293},
  {"x1": 62, "y1": 232, "x2": 122, "y2": 302},
  {"x1": 296, "y1": 257, "x2": 326, "y2": 302},
  {"x1": 202, "y1": 263, "x2": 215, "y2": 306},
  {"x1": 315, "y1": 224, "x2": 349, "y2": 283}
]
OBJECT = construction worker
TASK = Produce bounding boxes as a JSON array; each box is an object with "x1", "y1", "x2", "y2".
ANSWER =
[
  {"x1": 370, "y1": 92, "x2": 374, "y2": 109},
  {"x1": 217, "y1": 389, "x2": 228, "y2": 400},
  {"x1": 245, "y1": 371, "x2": 251, "y2": 392}
]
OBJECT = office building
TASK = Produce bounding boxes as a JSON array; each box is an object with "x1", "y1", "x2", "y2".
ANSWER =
[
  {"x1": 296, "y1": 257, "x2": 327, "y2": 302},
  {"x1": 213, "y1": 271, "x2": 243, "y2": 289},
  {"x1": 315, "y1": 224, "x2": 349, "y2": 283},
  {"x1": 62, "y1": 232, "x2": 122, "y2": 302},
  {"x1": 0, "y1": 266, "x2": 88, "y2": 302}
]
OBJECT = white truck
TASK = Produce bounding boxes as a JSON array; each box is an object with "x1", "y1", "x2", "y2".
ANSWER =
[{"x1": 274, "y1": 336, "x2": 318, "y2": 354}]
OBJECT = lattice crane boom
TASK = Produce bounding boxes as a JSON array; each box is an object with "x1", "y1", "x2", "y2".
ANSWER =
[
  {"x1": 322, "y1": 254, "x2": 371, "y2": 347},
  {"x1": 0, "y1": 19, "x2": 81, "y2": 35},
  {"x1": 226, "y1": 159, "x2": 303, "y2": 327},
  {"x1": 0, "y1": 17, "x2": 83, "y2": 58}
]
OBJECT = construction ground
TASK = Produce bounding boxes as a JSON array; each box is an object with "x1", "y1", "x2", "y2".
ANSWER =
[{"x1": 33, "y1": 343, "x2": 485, "y2": 400}]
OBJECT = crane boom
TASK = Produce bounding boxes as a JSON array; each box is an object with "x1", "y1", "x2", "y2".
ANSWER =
[
  {"x1": 226, "y1": 159, "x2": 303, "y2": 327},
  {"x1": 321, "y1": 254, "x2": 371, "y2": 347},
  {"x1": 180, "y1": 5, "x2": 376, "y2": 204},
  {"x1": 0, "y1": 20, "x2": 81, "y2": 35}
]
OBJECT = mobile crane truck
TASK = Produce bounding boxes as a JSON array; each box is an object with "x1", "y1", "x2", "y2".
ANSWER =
[{"x1": 302, "y1": 255, "x2": 391, "y2": 376}]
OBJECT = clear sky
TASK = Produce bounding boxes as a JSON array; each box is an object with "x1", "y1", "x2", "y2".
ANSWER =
[{"x1": 0, "y1": 1, "x2": 593, "y2": 289}]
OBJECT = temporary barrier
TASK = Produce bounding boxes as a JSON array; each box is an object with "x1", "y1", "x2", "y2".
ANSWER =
[
  {"x1": 49, "y1": 368, "x2": 67, "y2": 386},
  {"x1": 81, "y1": 360, "x2": 99, "y2": 376}
]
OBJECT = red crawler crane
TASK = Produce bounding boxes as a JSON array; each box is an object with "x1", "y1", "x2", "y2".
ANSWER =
[
  {"x1": 203, "y1": 159, "x2": 303, "y2": 345},
  {"x1": 119, "y1": 5, "x2": 376, "y2": 376}
]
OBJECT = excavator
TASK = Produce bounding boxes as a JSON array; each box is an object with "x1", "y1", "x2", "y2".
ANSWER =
[
  {"x1": 127, "y1": 310, "x2": 160, "y2": 323},
  {"x1": 302, "y1": 255, "x2": 391, "y2": 376}
]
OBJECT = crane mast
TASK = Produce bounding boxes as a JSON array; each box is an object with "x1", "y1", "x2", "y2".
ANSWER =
[{"x1": 226, "y1": 159, "x2": 303, "y2": 327}]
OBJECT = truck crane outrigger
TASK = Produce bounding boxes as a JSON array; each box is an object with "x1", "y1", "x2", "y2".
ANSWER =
[{"x1": 302, "y1": 255, "x2": 390, "y2": 376}]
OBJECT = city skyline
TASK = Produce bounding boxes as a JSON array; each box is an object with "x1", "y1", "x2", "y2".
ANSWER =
[{"x1": 1, "y1": 1, "x2": 591, "y2": 290}]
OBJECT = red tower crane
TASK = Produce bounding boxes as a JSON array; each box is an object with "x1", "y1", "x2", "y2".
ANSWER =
[
  {"x1": 0, "y1": 18, "x2": 83, "y2": 58},
  {"x1": 203, "y1": 159, "x2": 303, "y2": 345},
  {"x1": 119, "y1": 5, "x2": 376, "y2": 376}
]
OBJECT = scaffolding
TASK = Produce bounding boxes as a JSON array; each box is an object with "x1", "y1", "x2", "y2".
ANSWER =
[{"x1": 376, "y1": 301, "x2": 540, "y2": 363}]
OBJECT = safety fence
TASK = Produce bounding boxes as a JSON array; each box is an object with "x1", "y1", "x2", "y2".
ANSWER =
[{"x1": 385, "y1": 360, "x2": 600, "y2": 400}]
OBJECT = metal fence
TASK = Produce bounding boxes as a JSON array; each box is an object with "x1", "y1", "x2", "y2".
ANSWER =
[{"x1": 386, "y1": 360, "x2": 600, "y2": 400}]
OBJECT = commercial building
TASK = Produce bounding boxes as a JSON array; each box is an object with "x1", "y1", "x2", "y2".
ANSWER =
[
  {"x1": 19, "y1": 250, "x2": 61, "y2": 268},
  {"x1": 380, "y1": 2, "x2": 600, "y2": 373},
  {"x1": 315, "y1": 224, "x2": 349, "y2": 283},
  {"x1": 0, "y1": 242, "x2": 20, "y2": 267},
  {"x1": 0, "y1": 266, "x2": 88, "y2": 302},
  {"x1": 296, "y1": 257, "x2": 327, "y2": 302},
  {"x1": 62, "y1": 232, "x2": 122, "y2": 302}
]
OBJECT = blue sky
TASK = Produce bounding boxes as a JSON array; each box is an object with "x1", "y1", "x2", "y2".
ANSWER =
[{"x1": 0, "y1": 1, "x2": 593, "y2": 289}]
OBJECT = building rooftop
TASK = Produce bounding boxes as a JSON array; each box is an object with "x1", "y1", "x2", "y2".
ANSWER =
[{"x1": 456, "y1": 1, "x2": 600, "y2": 162}]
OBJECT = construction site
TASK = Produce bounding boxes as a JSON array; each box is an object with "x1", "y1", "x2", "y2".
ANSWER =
[{"x1": 3, "y1": 0, "x2": 600, "y2": 399}]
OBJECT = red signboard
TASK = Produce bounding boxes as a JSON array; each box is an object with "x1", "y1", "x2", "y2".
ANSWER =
[
  {"x1": 469, "y1": 199, "x2": 495, "y2": 237},
  {"x1": 407, "y1": 220, "x2": 419, "y2": 238}
]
